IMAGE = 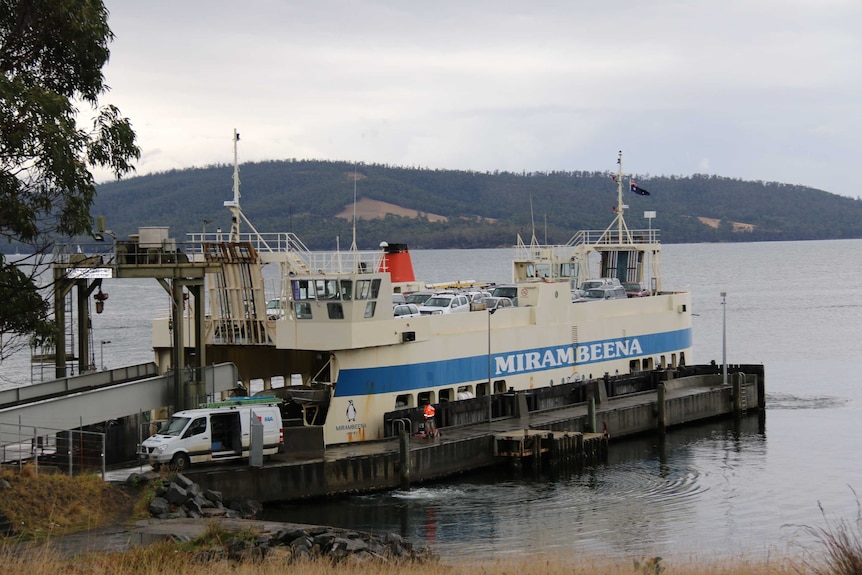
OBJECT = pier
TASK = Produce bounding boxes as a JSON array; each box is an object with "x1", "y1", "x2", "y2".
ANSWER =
[{"x1": 176, "y1": 363, "x2": 764, "y2": 502}]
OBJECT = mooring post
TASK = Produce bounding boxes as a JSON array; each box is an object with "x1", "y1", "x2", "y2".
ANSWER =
[
  {"x1": 732, "y1": 372, "x2": 743, "y2": 416},
  {"x1": 398, "y1": 429, "x2": 410, "y2": 491},
  {"x1": 657, "y1": 382, "x2": 667, "y2": 434},
  {"x1": 587, "y1": 396, "x2": 596, "y2": 433}
]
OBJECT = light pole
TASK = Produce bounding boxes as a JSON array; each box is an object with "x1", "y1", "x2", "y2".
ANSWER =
[
  {"x1": 720, "y1": 292, "x2": 727, "y2": 385},
  {"x1": 100, "y1": 340, "x2": 111, "y2": 371},
  {"x1": 202, "y1": 219, "x2": 212, "y2": 240},
  {"x1": 487, "y1": 308, "x2": 497, "y2": 423},
  {"x1": 644, "y1": 211, "x2": 656, "y2": 294}
]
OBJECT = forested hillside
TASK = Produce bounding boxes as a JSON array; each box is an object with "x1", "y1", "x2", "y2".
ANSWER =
[{"x1": 89, "y1": 159, "x2": 862, "y2": 250}]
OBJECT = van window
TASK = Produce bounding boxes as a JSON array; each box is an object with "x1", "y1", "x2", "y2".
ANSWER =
[
  {"x1": 184, "y1": 417, "x2": 207, "y2": 438},
  {"x1": 160, "y1": 416, "x2": 190, "y2": 436}
]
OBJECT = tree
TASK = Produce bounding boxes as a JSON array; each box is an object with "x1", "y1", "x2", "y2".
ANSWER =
[{"x1": 0, "y1": 0, "x2": 140, "y2": 362}]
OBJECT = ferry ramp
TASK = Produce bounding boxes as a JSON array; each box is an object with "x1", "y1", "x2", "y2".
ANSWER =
[{"x1": 0, "y1": 363, "x2": 239, "y2": 431}]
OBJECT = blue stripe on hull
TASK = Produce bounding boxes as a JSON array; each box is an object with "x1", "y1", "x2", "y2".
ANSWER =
[{"x1": 334, "y1": 328, "x2": 692, "y2": 397}]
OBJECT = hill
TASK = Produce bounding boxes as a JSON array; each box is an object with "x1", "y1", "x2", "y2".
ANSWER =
[{"x1": 90, "y1": 159, "x2": 862, "y2": 249}]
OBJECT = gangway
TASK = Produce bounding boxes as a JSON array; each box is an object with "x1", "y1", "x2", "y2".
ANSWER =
[{"x1": 0, "y1": 363, "x2": 240, "y2": 431}]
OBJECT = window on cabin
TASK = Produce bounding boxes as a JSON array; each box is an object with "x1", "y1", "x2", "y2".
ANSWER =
[
  {"x1": 370, "y1": 278, "x2": 381, "y2": 299},
  {"x1": 292, "y1": 279, "x2": 315, "y2": 300},
  {"x1": 340, "y1": 280, "x2": 353, "y2": 300},
  {"x1": 327, "y1": 303, "x2": 344, "y2": 319},
  {"x1": 439, "y1": 389, "x2": 453, "y2": 402},
  {"x1": 356, "y1": 280, "x2": 371, "y2": 300},
  {"x1": 364, "y1": 301, "x2": 376, "y2": 318},
  {"x1": 395, "y1": 394, "x2": 412, "y2": 409},
  {"x1": 294, "y1": 302, "x2": 312, "y2": 319},
  {"x1": 315, "y1": 279, "x2": 339, "y2": 300}
]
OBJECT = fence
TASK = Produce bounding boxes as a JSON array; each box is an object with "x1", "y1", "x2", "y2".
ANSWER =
[{"x1": 0, "y1": 421, "x2": 106, "y2": 478}]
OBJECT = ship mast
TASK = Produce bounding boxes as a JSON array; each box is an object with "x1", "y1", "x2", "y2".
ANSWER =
[
  {"x1": 228, "y1": 129, "x2": 242, "y2": 242},
  {"x1": 598, "y1": 150, "x2": 633, "y2": 244}
]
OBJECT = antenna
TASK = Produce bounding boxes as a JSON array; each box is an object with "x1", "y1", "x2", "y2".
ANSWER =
[
  {"x1": 529, "y1": 195, "x2": 538, "y2": 246},
  {"x1": 350, "y1": 162, "x2": 358, "y2": 252},
  {"x1": 229, "y1": 129, "x2": 242, "y2": 241}
]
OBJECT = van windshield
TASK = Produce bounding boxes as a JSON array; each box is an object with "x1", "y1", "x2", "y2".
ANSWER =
[{"x1": 159, "y1": 416, "x2": 190, "y2": 436}]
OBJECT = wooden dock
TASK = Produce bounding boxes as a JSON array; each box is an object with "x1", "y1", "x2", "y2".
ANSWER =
[{"x1": 493, "y1": 429, "x2": 608, "y2": 469}]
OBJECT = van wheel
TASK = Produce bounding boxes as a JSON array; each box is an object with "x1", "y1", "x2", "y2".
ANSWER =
[{"x1": 171, "y1": 453, "x2": 191, "y2": 472}]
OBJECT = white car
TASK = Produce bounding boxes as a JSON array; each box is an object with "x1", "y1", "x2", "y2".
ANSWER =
[
  {"x1": 418, "y1": 294, "x2": 470, "y2": 315},
  {"x1": 393, "y1": 303, "x2": 422, "y2": 317}
]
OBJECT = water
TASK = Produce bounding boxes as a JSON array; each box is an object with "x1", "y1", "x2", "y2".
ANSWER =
[{"x1": 3, "y1": 239, "x2": 862, "y2": 560}]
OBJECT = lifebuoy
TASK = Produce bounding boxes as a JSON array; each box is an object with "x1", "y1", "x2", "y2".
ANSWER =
[{"x1": 520, "y1": 288, "x2": 528, "y2": 297}]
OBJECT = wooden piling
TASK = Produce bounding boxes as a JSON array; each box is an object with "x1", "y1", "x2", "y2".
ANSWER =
[{"x1": 398, "y1": 430, "x2": 410, "y2": 490}]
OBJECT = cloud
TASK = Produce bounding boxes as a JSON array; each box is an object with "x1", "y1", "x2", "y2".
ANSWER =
[{"x1": 99, "y1": 0, "x2": 862, "y2": 195}]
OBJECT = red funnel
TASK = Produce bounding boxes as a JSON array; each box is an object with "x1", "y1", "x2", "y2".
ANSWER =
[{"x1": 379, "y1": 243, "x2": 415, "y2": 283}]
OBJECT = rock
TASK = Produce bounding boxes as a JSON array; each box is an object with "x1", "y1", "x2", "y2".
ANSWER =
[
  {"x1": 274, "y1": 527, "x2": 308, "y2": 545},
  {"x1": 147, "y1": 497, "x2": 170, "y2": 516},
  {"x1": 173, "y1": 473, "x2": 195, "y2": 490},
  {"x1": 203, "y1": 489, "x2": 223, "y2": 504},
  {"x1": 165, "y1": 483, "x2": 188, "y2": 506},
  {"x1": 226, "y1": 497, "x2": 262, "y2": 519}
]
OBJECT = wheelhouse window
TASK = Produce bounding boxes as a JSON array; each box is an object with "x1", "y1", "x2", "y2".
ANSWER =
[
  {"x1": 292, "y1": 279, "x2": 315, "y2": 300},
  {"x1": 340, "y1": 280, "x2": 353, "y2": 300},
  {"x1": 356, "y1": 280, "x2": 372, "y2": 300},
  {"x1": 364, "y1": 301, "x2": 376, "y2": 318},
  {"x1": 294, "y1": 302, "x2": 312, "y2": 319},
  {"x1": 315, "y1": 279, "x2": 339, "y2": 300},
  {"x1": 327, "y1": 303, "x2": 344, "y2": 319}
]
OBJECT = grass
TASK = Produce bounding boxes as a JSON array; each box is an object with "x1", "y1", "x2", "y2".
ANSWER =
[
  {"x1": 0, "y1": 466, "x2": 132, "y2": 538},
  {"x1": 1, "y1": 467, "x2": 860, "y2": 574}
]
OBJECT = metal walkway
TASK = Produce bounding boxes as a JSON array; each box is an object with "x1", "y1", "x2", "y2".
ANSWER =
[{"x1": 0, "y1": 363, "x2": 239, "y2": 430}]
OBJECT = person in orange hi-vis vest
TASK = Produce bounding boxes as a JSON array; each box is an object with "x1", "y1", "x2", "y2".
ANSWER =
[{"x1": 423, "y1": 402, "x2": 438, "y2": 437}]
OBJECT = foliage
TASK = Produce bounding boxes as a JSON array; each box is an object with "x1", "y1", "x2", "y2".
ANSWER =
[
  {"x1": 0, "y1": 0, "x2": 140, "y2": 360},
  {"x1": 89, "y1": 159, "x2": 862, "y2": 251}
]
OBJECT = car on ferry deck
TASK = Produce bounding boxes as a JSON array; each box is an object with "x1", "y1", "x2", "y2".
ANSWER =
[
  {"x1": 482, "y1": 296, "x2": 514, "y2": 310},
  {"x1": 622, "y1": 282, "x2": 649, "y2": 297},
  {"x1": 393, "y1": 303, "x2": 422, "y2": 317},
  {"x1": 418, "y1": 293, "x2": 470, "y2": 315},
  {"x1": 490, "y1": 285, "x2": 519, "y2": 306},
  {"x1": 404, "y1": 291, "x2": 434, "y2": 306},
  {"x1": 582, "y1": 285, "x2": 628, "y2": 301}
]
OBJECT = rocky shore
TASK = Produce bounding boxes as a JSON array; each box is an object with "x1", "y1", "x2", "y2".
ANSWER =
[{"x1": 128, "y1": 471, "x2": 435, "y2": 564}]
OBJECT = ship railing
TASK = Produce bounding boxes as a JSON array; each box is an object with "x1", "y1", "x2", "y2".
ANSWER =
[{"x1": 565, "y1": 228, "x2": 661, "y2": 248}]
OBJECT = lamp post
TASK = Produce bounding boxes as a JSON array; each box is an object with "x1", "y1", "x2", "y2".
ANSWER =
[
  {"x1": 202, "y1": 219, "x2": 212, "y2": 240},
  {"x1": 644, "y1": 211, "x2": 656, "y2": 294},
  {"x1": 100, "y1": 340, "x2": 111, "y2": 371},
  {"x1": 720, "y1": 292, "x2": 727, "y2": 385},
  {"x1": 487, "y1": 308, "x2": 497, "y2": 423}
]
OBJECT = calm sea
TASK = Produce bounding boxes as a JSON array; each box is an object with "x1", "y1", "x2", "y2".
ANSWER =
[{"x1": 2, "y1": 239, "x2": 861, "y2": 561}]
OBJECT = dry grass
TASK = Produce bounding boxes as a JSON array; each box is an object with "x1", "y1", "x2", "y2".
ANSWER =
[
  {"x1": 0, "y1": 546, "x2": 805, "y2": 575},
  {"x1": 0, "y1": 466, "x2": 132, "y2": 538}
]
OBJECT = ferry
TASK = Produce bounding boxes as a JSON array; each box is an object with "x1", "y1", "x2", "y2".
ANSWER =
[{"x1": 151, "y1": 144, "x2": 692, "y2": 447}]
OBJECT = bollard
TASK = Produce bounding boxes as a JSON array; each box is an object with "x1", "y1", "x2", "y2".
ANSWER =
[
  {"x1": 399, "y1": 430, "x2": 410, "y2": 491},
  {"x1": 587, "y1": 397, "x2": 596, "y2": 433},
  {"x1": 657, "y1": 382, "x2": 667, "y2": 434}
]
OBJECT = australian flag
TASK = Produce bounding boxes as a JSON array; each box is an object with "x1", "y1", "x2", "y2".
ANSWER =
[{"x1": 630, "y1": 179, "x2": 650, "y2": 196}]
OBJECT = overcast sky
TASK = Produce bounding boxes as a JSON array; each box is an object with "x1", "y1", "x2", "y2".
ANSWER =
[{"x1": 99, "y1": 1, "x2": 861, "y2": 197}]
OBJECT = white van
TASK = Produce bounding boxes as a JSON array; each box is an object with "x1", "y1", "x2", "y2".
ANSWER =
[{"x1": 141, "y1": 398, "x2": 283, "y2": 471}]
